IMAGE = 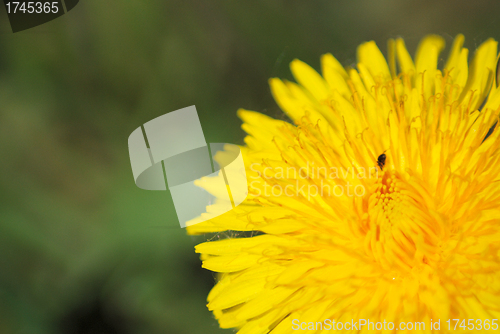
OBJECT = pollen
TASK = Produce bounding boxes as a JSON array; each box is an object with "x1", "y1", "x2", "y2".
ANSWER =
[{"x1": 366, "y1": 171, "x2": 420, "y2": 275}]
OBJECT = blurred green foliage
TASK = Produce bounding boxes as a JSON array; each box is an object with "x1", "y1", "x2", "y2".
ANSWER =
[{"x1": 1, "y1": 0, "x2": 500, "y2": 333}]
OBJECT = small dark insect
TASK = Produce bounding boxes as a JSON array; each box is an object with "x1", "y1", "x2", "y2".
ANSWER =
[{"x1": 377, "y1": 152, "x2": 387, "y2": 170}]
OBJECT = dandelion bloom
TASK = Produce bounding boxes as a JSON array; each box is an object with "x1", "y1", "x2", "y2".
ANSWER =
[{"x1": 187, "y1": 35, "x2": 500, "y2": 333}]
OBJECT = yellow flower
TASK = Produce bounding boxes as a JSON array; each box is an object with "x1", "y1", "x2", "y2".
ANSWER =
[{"x1": 187, "y1": 35, "x2": 500, "y2": 333}]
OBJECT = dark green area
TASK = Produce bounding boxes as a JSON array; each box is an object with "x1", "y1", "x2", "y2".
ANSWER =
[{"x1": 0, "y1": 0, "x2": 499, "y2": 333}]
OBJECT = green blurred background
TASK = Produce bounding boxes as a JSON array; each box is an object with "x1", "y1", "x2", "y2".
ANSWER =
[{"x1": 1, "y1": 0, "x2": 500, "y2": 333}]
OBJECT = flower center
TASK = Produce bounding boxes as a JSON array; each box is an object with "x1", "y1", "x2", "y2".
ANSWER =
[{"x1": 364, "y1": 170, "x2": 420, "y2": 274}]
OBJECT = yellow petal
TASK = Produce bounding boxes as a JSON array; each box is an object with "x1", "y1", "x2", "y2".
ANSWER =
[
  {"x1": 396, "y1": 38, "x2": 415, "y2": 76},
  {"x1": 460, "y1": 38, "x2": 498, "y2": 111},
  {"x1": 290, "y1": 59, "x2": 330, "y2": 102},
  {"x1": 357, "y1": 40, "x2": 391, "y2": 81},
  {"x1": 414, "y1": 34, "x2": 445, "y2": 99},
  {"x1": 321, "y1": 54, "x2": 351, "y2": 98}
]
